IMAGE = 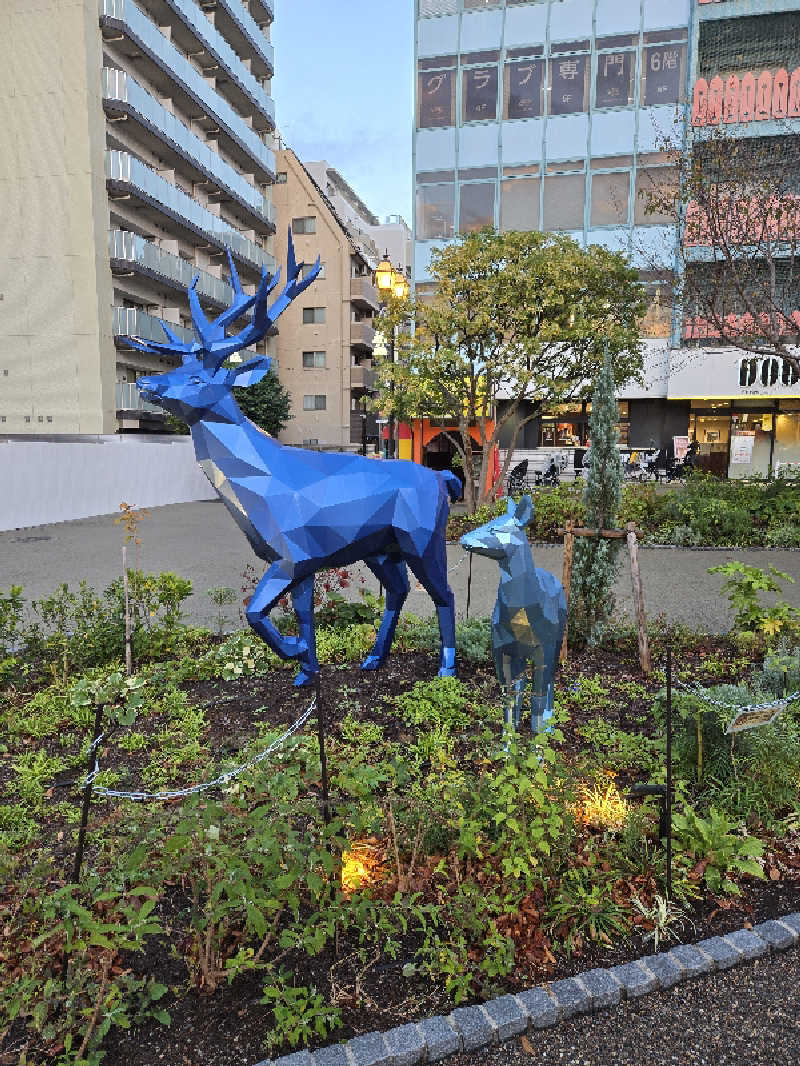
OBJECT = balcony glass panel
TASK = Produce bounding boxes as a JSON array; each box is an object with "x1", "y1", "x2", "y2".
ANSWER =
[
  {"x1": 216, "y1": 0, "x2": 274, "y2": 73},
  {"x1": 100, "y1": 0, "x2": 274, "y2": 175},
  {"x1": 113, "y1": 306, "x2": 194, "y2": 344},
  {"x1": 106, "y1": 151, "x2": 276, "y2": 273},
  {"x1": 103, "y1": 70, "x2": 272, "y2": 224},
  {"x1": 109, "y1": 230, "x2": 235, "y2": 306},
  {"x1": 116, "y1": 381, "x2": 161, "y2": 412}
]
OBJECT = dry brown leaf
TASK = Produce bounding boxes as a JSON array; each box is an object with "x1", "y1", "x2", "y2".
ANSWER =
[{"x1": 520, "y1": 1035, "x2": 535, "y2": 1055}]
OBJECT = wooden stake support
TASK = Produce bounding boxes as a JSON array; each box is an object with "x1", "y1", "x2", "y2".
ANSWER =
[{"x1": 557, "y1": 522, "x2": 651, "y2": 675}]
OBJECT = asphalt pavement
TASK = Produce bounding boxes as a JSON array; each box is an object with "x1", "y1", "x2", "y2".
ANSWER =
[{"x1": 2, "y1": 499, "x2": 800, "y2": 633}]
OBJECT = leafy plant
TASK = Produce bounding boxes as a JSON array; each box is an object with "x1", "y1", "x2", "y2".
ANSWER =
[
  {"x1": 207, "y1": 586, "x2": 237, "y2": 636},
  {"x1": 260, "y1": 976, "x2": 342, "y2": 1052},
  {"x1": 672, "y1": 804, "x2": 764, "y2": 895},
  {"x1": 631, "y1": 893, "x2": 691, "y2": 952},
  {"x1": 395, "y1": 677, "x2": 471, "y2": 732}
]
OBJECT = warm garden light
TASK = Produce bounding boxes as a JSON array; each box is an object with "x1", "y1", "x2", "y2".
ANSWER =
[
  {"x1": 341, "y1": 841, "x2": 384, "y2": 895},
  {"x1": 577, "y1": 779, "x2": 629, "y2": 831}
]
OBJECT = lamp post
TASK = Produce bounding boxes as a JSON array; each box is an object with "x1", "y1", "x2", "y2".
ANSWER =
[{"x1": 375, "y1": 251, "x2": 409, "y2": 459}]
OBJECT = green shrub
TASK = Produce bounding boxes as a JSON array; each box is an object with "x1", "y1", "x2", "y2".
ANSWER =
[{"x1": 766, "y1": 522, "x2": 800, "y2": 548}]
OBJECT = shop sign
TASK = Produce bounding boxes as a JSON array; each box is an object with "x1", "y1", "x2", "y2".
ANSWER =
[
  {"x1": 730, "y1": 431, "x2": 755, "y2": 464},
  {"x1": 673, "y1": 435, "x2": 689, "y2": 460},
  {"x1": 692, "y1": 68, "x2": 800, "y2": 127},
  {"x1": 668, "y1": 347, "x2": 800, "y2": 400}
]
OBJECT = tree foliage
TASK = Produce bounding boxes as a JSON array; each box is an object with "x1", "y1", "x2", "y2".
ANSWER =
[
  {"x1": 234, "y1": 370, "x2": 292, "y2": 437},
  {"x1": 375, "y1": 229, "x2": 645, "y2": 511},
  {"x1": 569, "y1": 349, "x2": 623, "y2": 645}
]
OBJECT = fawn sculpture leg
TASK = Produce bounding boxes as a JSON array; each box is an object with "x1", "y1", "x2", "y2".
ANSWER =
[
  {"x1": 407, "y1": 552, "x2": 456, "y2": 676},
  {"x1": 246, "y1": 562, "x2": 313, "y2": 684},
  {"x1": 530, "y1": 641, "x2": 551, "y2": 734},
  {"x1": 361, "y1": 555, "x2": 410, "y2": 670}
]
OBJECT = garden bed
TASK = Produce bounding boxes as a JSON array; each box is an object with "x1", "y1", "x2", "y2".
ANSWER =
[{"x1": 2, "y1": 608, "x2": 799, "y2": 1066}]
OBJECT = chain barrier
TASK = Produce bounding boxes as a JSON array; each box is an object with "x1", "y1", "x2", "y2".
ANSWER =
[
  {"x1": 675, "y1": 681, "x2": 800, "y2": 713},
  {"x1": 79, "y1": 697, "x2": 316, "y2": 803}
]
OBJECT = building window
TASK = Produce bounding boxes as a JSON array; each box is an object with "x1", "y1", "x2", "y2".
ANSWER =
[
  {"x1": 459, "y1": 182, "x2": 495, "y2": 232},
  {"x1": 549, "y1": 55, "x2": 588, "y2": 115},
  {"x1": 303, "y1": 351, "x2": 327, "y2": 368},
  {"x1": 500, "y1": 177, "x2": 540, "y2": 230},
  {"x1": 416, "y1": 183, "x2": 456, "y2": 239},
  {"x1": 275, "y1": 172, "x2": 288, "y2": 184},
  {"x1": 302, "y1": 307, "x2": 326, "y2": 324},
  {"x1": 300, "y1": 262, "x2": 324, "y2": 280},
  {"x1": 292, "y1": 216, "x2": 316, "y2": 234},
  {"x1": 504, "y1": 59, "x2": 544, "y2": 120},
  {"x1": 634, "y1": 167, "x2": 678, "y2": 225},
  {"x1": 417, "y1": 68, "x2": 456, "y2": 128},
  {"x1": 303, "y1": 394, "x2": 327, "y2": 410},
  {"x1": 643, "y1": 45, "x2": 686, "y2": 107},
  {"x1": 590, "y1": 171, "x2": 630, "y2": 227},
  {"x1": 595, "y1": 51, "x2": 635, "y2": 109},
  {"x1": 543, "y1": 173, "x2": 586, "y2": 230},
  {"x1": 462, "y1": 65, "x2": 498, "y2": 122}
]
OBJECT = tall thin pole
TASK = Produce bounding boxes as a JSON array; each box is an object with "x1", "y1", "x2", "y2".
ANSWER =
[
  {"x1": 666, "y1": 644, "x2": 673, "y2": 900},
  {"x1": 314, "y1": 675, "x2": 331, "y2": 826},
  {"x1": 466, "y1": 551, "x2": 473, "y2": 619},
  {"x1": 387, "y1": 328, "x2": 396, "y2": 460}
]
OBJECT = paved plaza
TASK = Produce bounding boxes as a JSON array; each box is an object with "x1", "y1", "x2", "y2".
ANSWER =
[{"x1": 2, "y1": 500, "x2": 800, "y2": 634}]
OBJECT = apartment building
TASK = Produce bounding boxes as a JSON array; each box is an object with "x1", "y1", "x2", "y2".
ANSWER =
[
  {"x1": 0, "y1": 0, "x2": 276, "y2": 435},
  {"x1": 272, "y1": 148, "x2": 383, "y2": 451},
  {"x1": 412, "y1": 0, "x2": 800, "y2": 476}
]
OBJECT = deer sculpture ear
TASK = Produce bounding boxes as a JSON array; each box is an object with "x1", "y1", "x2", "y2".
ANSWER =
[
  {"x1": 228, "y1": 356, "x2": 272, "y2": 388},
  {"x1": 513, "y1": 494, "x2": 534, "y2": 528}
]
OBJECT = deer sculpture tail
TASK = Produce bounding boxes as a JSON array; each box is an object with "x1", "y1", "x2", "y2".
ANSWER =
[{"x1": 439, "y1": 470, "x2": 463, "y2": 502}]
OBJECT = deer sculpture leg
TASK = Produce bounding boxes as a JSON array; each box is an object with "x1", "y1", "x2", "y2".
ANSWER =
[
  {"x1": 290, "y1": 576, "x2": 320, "y2": 686},
  {"x1": 246, "y1": 562, "x2": 317, "y2": 686},
  {"x1": 407, "y1": 550, "x2": 456, "y2": 677},
  {"x1": 361, "y1": 555, "x2": 410, "y2": 671}
]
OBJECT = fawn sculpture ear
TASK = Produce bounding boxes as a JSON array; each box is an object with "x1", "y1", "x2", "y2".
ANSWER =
[
  {"x1": 227, "y1": 356, "x2": 272, "y2": 388},
  {"x1": 513, "y1": 494, "x2": 534, "y2": 528}
]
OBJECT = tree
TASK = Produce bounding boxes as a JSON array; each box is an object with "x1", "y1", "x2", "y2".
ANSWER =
[
  {"x1": 375, "y1": 229, "x2": 645, "y2": 512},
  {"x1": 233, "y1": 369, "x2": 292, "y2": 436},
  {"x1": 569, "y1": 349, "x2": 623, "y2": 645},
  {"x1": 643, "y1": 124, "x2": 800, "y2": 376}
]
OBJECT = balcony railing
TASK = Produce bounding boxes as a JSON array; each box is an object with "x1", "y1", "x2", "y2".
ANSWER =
[
  {"x1": 350, "y1": 411, "x2": 379, "y2": 445},
  {"x1": 99, "y1": 0, "x2": 274, "y2": 178},
  {"x1": 103, "y1": 70, "x2": 274, "y2": 228},
  {"x1": 350, "y1": 364, "x2": 376, "y2": 390},
  {"x1": 116, "y1": 381, "x2": 162, "y2": 412},
  {"x1": 106, "y1": 151, "x2": 276, "y2": 274},
  {"x1": 215, "y1": 0, "x2": 274, "y2": 76},
  {"x1": 113, "y1": 306, "x2": 194, "y2": 346},
  {"x1": 253, "y1": 0, "x2": 273, "y2": 22},
  {"x1": 350, "y1": 275, "x2": 380, "y2": 310},
  {"x1": 350, "y1": 320, "x2": 376, "y2": 349},
  {"x1": 160, "y1": 0, "x2": 275, "y2": 124},
  {"x1": 109, "y1": 230, "x2": 235, "y2": 306}
]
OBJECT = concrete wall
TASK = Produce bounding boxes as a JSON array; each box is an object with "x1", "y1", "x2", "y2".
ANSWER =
[{"x1": 0, "y1": 436, "x2": 216, "y2": 531}]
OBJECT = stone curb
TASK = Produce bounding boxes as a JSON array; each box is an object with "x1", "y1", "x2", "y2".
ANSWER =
[{"x1": 256, "y1": 913, "x2": 800, "y2": 1066}]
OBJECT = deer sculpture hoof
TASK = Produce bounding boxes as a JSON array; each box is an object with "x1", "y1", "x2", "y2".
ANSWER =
[
  {"x1": 437, "y1": 647, "x2": 457, "y2": 677},
  {"x1": 293, "y1": 666, "x2": 319, "y2": 687},
  {"x1": 361, "y1": 654, "x2": 384, "y2": 671}
]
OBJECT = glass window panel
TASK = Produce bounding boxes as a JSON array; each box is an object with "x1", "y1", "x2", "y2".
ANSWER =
[
  {"x1": 462, "y1": 66, "x2": 498, "y2": 121},
  {"x1": 416, "y1": 184, "x2": 456, "y2": 239},
  {"x1": 417, "y1": 69, "x2": 455, "y2": 128},
  {"x1": 504, "y1": 59, "x2": 544, "y2": 119},
  {"x1": 551, "y1": 39, "x2": 590, "y2": 55},
  {"x1": 595, "y1": 51, "x2": 635, "y2": 108},
  {"x1": 550, "y1": 55, "x2": 588, "y2": 115},
  {"x1": 590, "y1": 171, "x2": 630, "y2": 226},
  {"x1": 542, "y1": 173, "x2": 586, "y2": 230},
  {"x1": 643, "y1": 45, "x2": 685, "y2": 106},
  {"x1": 459, "y1": 182, "x2": 496, "y2": 232},
  {"x1": 500, "y1": 177, "x2": 541, "y2": 230},
  {"x1": 634, "y1": 166, "x2": 678, "y2": 224}
]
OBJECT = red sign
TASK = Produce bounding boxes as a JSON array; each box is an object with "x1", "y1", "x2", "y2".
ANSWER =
[{"x1": 693, "y1": 67, "x2": 800, "y2": 126}]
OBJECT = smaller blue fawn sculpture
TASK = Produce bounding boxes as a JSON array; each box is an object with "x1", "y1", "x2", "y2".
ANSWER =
[
  {"x1": 128, "y1": 232, "x2": 462, "y2": 686},
  {"x1": 460, "y1": 496, "x2": 566, "y2": 735}
]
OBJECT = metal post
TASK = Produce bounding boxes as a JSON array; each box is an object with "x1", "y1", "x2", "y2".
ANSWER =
[
  {"x1": 387, "y1": 329, "x2": 396, "y2": 460},
  {"x1": 314, "y1": 674, "x2": 331, "y2": 826},
  {"x1": 666, "y1": 644, "x2": 673, "y2": 901},
  {"x1": 62, "y1": 699, "x2": 104, "y2": 983},
  {"x1": 361, "y1": 399, "x2": 367, "y2": 456},
  {"x1": 466, "y1": 551, "x2": 473, "y2": 619}
]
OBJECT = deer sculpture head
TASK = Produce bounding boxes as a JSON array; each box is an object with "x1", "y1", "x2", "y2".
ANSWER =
[{"x1": 131, "y1": 231, "x2": 320, "y2": 424}]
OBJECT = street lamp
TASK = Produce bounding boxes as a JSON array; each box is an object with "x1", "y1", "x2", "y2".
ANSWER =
[{"x1": 374, "y1": 251, "x2": 408, "y2": 459}]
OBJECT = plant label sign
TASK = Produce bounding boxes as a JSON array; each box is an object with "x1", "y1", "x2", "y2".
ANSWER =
[{"x1": 726, "y1": 701, "x2": 789, "y2": 734}]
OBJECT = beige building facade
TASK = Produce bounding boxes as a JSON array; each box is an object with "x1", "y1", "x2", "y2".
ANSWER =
[
  {"x1": 273, "y1": 149, "x2": 381, "y2": 451},
  {"x1": 0, "y1": 0, "x2": 276, "y2": 435}
]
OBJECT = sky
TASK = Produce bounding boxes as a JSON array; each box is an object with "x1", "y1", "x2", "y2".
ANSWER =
[{"x1": 271, "y1": 1, "x2": 415, "y2": 225}]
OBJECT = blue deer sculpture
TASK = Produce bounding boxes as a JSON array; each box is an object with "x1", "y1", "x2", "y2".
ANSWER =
[
  {"x1": 460, "y1": 496, "x2": 566, "y2": 735},
  {"x1": 129, "y1": 232, "x2": 462, "y2": 686}
]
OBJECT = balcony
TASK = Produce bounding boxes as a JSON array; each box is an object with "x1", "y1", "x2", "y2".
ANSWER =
[
  {"x1": 106, "y1": 151, "x2": 276, "y2": 274},
  {"x1": 113, "y1": 306, "x2": 194, "y2": 346},
  {"x1": 350, "y1": 320, "x2": 375, "y2": 351},
  {"x1": 116, "y1": 381, "x2": 162, "y2": 412},
  {"x1": 350, "y1": 275, "x2": 380, "y2": 312},
  {"x1": 103, "y1": 70, "x2": 274, "y2": 231},
  {"x1": 109, "y1": 230, "x2": 236, "y2": 307},
  {"x1": 350, "y1": 410, "x2": 379, "y2": 446},
  {"x1": 350, "y1": 364, "x2": 376, "y2": 391},
  {"x1": 99, "y1": 0, "x2": 275, "y2": 179},
  {"x1": 252, "y1": 0, "x2": 273, "y2": 22},
  {"x1": 213, "y1": 0, "x2": 274, "y2": 79}
]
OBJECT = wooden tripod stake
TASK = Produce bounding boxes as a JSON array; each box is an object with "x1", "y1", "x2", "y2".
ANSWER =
[{"x1": 558, "y1": 522, "x2": 651, "y2": 675}]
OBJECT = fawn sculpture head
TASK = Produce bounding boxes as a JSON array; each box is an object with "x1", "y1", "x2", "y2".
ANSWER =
[{"x1": 132, "y1": 231, "x2": 320, "y2": 424}]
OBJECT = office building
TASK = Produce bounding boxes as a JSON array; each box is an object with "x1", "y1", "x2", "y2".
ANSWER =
[{"x1": 1, "y1": 0, "x2": 276, "y2": 434}]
